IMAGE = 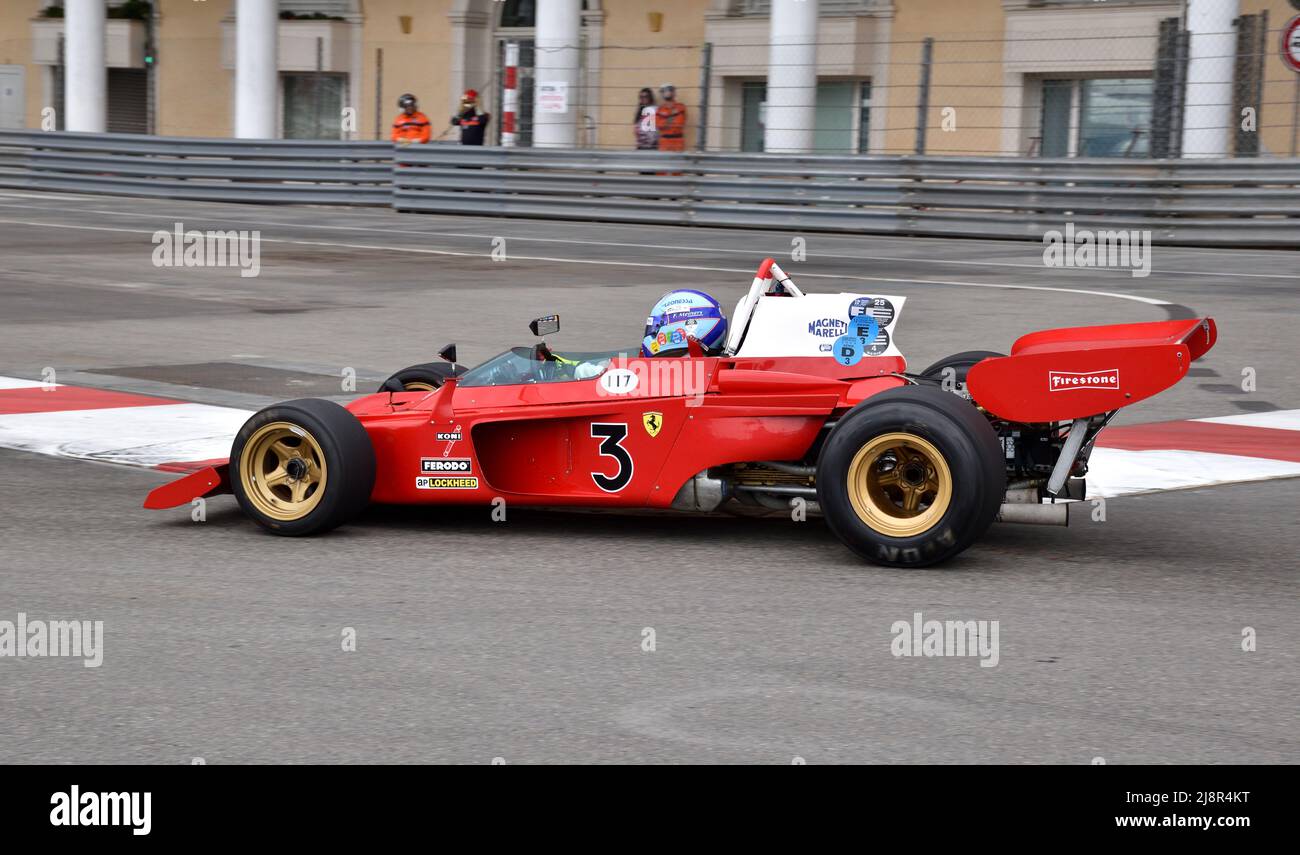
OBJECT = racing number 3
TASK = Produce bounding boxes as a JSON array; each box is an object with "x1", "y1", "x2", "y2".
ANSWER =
[{"x1": 590, "y1": 423, "x2": 633, "y2": 492}]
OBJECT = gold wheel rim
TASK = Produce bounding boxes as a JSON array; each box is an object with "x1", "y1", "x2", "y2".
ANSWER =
[
  {"x1": 846, "y1": 432, "x2": 952, "y2": 537},
  {"x1": 238, "y1": 421, "x2": 328, "y2": 521},
  {"x1": 403, "y1": 381, "x2": 437, "y2": 392}
]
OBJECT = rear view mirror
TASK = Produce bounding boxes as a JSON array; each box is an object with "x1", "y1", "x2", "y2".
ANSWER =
[
  {"x1": 438, "y1": 343, "x2": 458, "y2": 364},
  {"x1": 529, "y1": 315, "x2": 560, "y2": 337}
]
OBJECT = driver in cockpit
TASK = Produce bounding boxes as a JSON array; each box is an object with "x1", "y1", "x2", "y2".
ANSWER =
[
  {"x1": 550, "y1": 289, "x2": 729, "y2": 381},
  {"x1": 640, "y1": 289, "x2": 729, "y2": 357}
]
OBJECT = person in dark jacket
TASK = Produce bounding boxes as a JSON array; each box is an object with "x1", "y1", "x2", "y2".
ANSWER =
[{"x1": 451, "y1": 89, "x2": 491, "y2": 146}]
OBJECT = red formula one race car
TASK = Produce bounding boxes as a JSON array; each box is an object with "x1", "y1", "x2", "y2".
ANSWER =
[{"x1": 145, "y1": 259, "x2": 1216, "y2": 567}]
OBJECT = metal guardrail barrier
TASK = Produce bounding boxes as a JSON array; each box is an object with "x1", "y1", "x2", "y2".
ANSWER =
[
  {"x1": 0, "y1": 131, "x2": 393, "y2": 206},
  {"x1": 2, "y1": 132, "x2": 1298, "y2": 246},
  {"x1": 394, "y1": 146, "x2": 1300, "y2": 247}
]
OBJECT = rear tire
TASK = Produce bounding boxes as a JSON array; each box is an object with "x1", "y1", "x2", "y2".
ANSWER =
[
  {"x1": 378, "y1": 362, "x2": 462, "y2": 393},
  {"x1": 230, "y1": 399, "x2": 376, "y2": 536},
  {"x1": 817, "y1": 386, "x2": 1005, "y2": 567},
  {"x1": 918, "y1": 350, "x2": 1004, "y2": 389}
]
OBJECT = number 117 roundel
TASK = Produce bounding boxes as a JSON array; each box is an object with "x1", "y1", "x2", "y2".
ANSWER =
[{"x1": 145, "y1": 258, "x2": 1216, "y2": 568}]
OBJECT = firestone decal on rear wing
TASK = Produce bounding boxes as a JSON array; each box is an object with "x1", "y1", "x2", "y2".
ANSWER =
[{"x1": 1049, "y1": 370, "x2": 1121, "y2": 392}]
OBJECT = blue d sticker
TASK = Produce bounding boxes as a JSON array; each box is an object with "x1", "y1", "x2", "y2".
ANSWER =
[{"x1": 832, "y1": 334, "x2": 863, "y2": 366}]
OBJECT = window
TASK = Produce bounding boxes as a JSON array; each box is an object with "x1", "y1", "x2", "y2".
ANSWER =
[
  {"x1": 107, "y1": 68, "x2": 147, "y2": 134},
  {"x1": 0, "y1": 66, "x2": 25, "y2": 131},
  {"x1": 499, "y1": 0, "x2": 589, "y2": 28},
  {"x1": 1040, "y1": 79, "x2": 1072, "y2": 157},
  {"x1": 278, "y1": 1, "x2": 353, "y2": 17},
  {"x1": 1079, "y1": 78, "x2": 1153, "y2": 157},
  {"x1": 282, "y1": 72, "x2": 346, "y2": 139},
  {"x1": 499, "y1": 0, "x2": 537, "y2": 28},
  {"x1": 858, "y1": 80, "x2": 871, "y2": 153},
  {"x1": 813, "y1": 81, "x2": 855, "y2": 152},
  {"x1": 1039, "y1": 77, "x2": 1154, "y2": 157},
  {"x1": 741, "y1": 81, "x2": 765, "y2": 152},
  {"x1": 740, "y1": 80, "x2": 872, "y2": 153},
  {"x1": 738, "y1": 1, "x2": 879, "y2": 14}
]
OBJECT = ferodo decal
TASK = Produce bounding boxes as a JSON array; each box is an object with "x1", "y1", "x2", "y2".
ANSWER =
[
  {"x1": 415, "y1": 476, "x2": 479, "y2": 489},
  {"x1": 421, "y1": 458, "x2": 472, "y2": 473},
  {"x1": 590, "y1": 422, "x2": 633, "y2": 492},
  {"x1": 642, "y1": 412, "x2": 663, "y2": 438},
  {"x1": 1049, "y1": 370, "x2": 1120, "y2": 392}
]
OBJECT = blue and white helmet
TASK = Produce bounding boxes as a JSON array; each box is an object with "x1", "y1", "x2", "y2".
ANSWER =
[{"x1": 641, "y1": 289, "x2": 728, "y2": 357}]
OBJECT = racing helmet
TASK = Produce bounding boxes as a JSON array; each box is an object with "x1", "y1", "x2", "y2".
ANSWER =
[
  {"x1": 397, "y1": 93, "x2": 417, "y2": 111},
  {"x1": 641, "y1": 289, "x2": 727, "y2": 357}
]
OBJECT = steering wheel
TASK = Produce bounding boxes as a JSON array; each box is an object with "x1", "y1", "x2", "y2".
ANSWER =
[{"x1": 487, "y1": 361, "x2": 527, "y2": 386}]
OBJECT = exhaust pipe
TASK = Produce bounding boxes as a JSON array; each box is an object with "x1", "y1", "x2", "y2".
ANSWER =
[{"x1": 996, "y1": 502, "x2": 1069, "y2": 526}]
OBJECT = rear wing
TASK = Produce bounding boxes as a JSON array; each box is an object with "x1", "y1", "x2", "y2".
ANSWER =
[{"x1": 966, "y1": 318, "x2": 1216, "y2": 423}]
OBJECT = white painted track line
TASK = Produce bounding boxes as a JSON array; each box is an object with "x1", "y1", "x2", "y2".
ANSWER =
[
  {"x1": 1196, "y1": 411, "x2": 1300, "y2": 431},
  {"x1": 0, "y1": 377, "x2": 56, "y2": 390}
]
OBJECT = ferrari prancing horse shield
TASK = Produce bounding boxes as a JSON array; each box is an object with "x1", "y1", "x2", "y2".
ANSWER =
[{"x1": 642, "y1": 412, "x2": 663, "y2": 437}]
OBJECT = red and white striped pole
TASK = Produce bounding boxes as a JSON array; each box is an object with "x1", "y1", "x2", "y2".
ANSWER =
[{"x1": 502, "y1": 41, "x2": 519, "y2": 147}]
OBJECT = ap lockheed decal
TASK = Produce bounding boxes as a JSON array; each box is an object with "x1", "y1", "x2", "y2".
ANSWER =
[{"x1": 1049, "y1": 370, "x2": 1120, "y2": 392}]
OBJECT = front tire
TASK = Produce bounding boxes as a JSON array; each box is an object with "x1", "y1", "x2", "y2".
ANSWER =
[
  {"x1": 230, "y1": 399, "x2": 376, "y2": 536},
  {"x1": 378, "y1": 362, "x2": 462, "y2": 393},
  {"x1": 817, "y1": 386, "x2": 1004, "y2": 567}
]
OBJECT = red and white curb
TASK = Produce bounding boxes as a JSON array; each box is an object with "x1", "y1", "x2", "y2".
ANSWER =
[
  {"x1": 0, "y1": 377, "x2": 249, "y2": 472},
  {"x1": 1, "y1": 375, "x2": 1298, "y2": 497},
  {"x1": 1088, "y1": 411, "x2": 1300, "y2": 497}
]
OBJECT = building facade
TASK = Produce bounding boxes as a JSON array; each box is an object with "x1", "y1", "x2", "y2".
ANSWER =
[{"x1": 1, "y1": 0, "x2": 1297, "y2": 156}]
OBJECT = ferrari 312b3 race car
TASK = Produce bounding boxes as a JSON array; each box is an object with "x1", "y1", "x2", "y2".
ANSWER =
[{"x1": 145, "y1": 259, "x2": 1217, "y2": 567}]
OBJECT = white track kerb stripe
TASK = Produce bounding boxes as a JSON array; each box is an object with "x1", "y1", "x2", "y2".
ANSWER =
[
  {"x1": 1085, "y1": 448, "x2": 1300, "y2": 499},
  {"x1": 0, "y1": 378, "x2": 251, "y2": 469},
  {"x1": 0, "y1": 377, "x2": 1296, "y2": 496}
]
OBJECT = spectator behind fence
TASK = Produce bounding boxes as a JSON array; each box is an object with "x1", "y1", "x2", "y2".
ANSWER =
[
  {"x1": 655, "y1": 83, "x2": 686, "y2": 153},
  {"x1": 452, "y1": 89, "x2": 491, "y2": 146},
  {"x1": 634, "y1": 88, "x2": 658, "y2": 150},
  {"x1": 391, "y1": 93, "x2": 431, "y2": 144}
]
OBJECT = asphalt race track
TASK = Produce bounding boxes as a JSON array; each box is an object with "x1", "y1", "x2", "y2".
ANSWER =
[{"x1": 0, "y1": 191, "x2": 1297, "y2": 763}]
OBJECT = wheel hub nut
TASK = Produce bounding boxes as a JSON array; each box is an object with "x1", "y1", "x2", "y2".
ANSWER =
[{"x1": 286, "y1": 457, "x2": 309, "y2": 481}]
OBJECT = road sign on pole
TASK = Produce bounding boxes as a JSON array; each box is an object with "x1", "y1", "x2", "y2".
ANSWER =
[
  {"x1": 1286, "y1": 16, "x2": 1300, "y2": 155},
  {"x1": 1283, "y1": 15, "x2": 1300, "y2": 72}
]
